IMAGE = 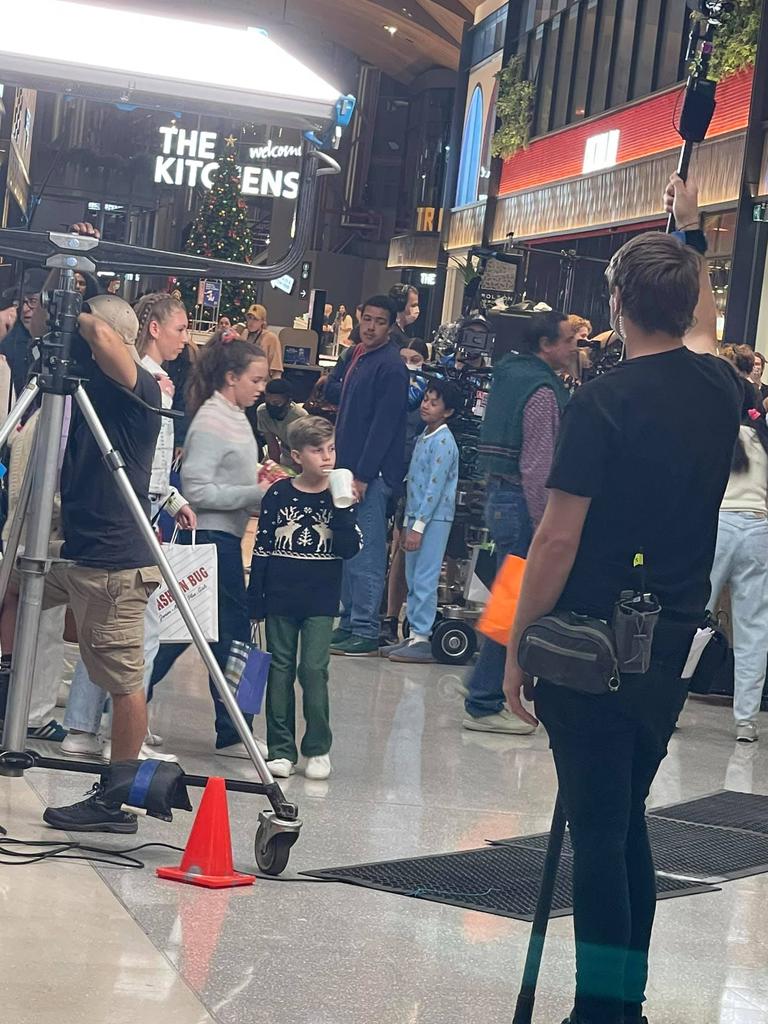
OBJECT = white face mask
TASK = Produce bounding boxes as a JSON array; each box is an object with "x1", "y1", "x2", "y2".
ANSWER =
[{"x1": 406, "y1": 361, "x2": 422, "y2": 372}]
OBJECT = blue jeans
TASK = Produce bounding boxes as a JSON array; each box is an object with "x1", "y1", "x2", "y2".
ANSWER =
[
  {"x1": 340, "y1": 477, "x2": 391, "y2": 640},
  {"x1": 465, "y1": 481, "x2": 533, "y2": 719},
  {"x1": 64, "y1": 596, "x2": 160, "y2": 735},
  {"x1": 708, "y1": 511, "x2": 768, "y2": 723},
  {"x1": 147, "y1": 530, "x2": 253, "y2": 749},
  {"x1": 405, "y1": 519, "x2": 452, "y2": 637}
]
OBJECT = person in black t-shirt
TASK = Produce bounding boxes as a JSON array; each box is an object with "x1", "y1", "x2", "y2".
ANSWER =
[
  {"x1": 2, "y1": 274, "x2": 165, "y2": 834},
  {"x1": 502, "y1": 176, "x2": 742, "y2": 1024}
]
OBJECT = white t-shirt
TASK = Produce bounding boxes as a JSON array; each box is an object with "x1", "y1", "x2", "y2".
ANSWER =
[
  {"x1": 141, "y1": 354, "x2": 175, "y2": 500},
  {"x1": 721, "y1": 426, "x2": 768, "y2": 515}
]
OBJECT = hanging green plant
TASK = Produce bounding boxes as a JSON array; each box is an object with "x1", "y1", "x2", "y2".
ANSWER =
[
  {"x1": 706, "y1": 0, "x2": 761, "y2": 80},
  {"x1": 490, "y1": 55, "x2": 535, "y2": 159}
]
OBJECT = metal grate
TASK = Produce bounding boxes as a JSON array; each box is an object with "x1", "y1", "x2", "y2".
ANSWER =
[
  {"x1": 491, "y1": 791, "x2": 768, "y2": 883},
  {"x1": 649, "y1": 790, "x2": 768, "y2": 835},
  {"x1": 303, "y1": 845, "x2": 717, "y2": 921}
]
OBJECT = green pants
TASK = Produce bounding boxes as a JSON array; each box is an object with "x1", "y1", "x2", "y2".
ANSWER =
[{"x1": 265, "y1": 615, "x2": 333, "y2": 762}]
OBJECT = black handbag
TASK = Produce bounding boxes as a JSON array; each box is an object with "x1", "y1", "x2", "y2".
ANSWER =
[{"x1": 517, "y1": 611, "x2": 621, "y2": 695}]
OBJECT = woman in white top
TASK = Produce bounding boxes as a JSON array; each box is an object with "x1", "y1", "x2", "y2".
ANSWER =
[
  {"x1": 62, "y1": 294, "x2": 197, "y2": 761},
  {"x1": 334, "y1": 304, "x2": 354, "y2": 348},
  {"x1": 708, "y1": 378, "x2": 768, "y2": 743}
]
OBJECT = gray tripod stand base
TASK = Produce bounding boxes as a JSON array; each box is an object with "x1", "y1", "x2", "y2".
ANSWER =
[{"x1": 0, "y1": 378, "x2": 301, "y2": 875}]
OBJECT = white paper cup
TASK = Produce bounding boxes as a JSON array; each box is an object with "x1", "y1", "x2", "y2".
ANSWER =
[{"x1": 328, "y1": 468, "x2": 355, "y2": 508}]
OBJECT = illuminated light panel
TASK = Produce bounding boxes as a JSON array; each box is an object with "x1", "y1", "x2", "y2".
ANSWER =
[
  {"x1": 582, "y1": 129, "x2": 620, "y2": 173},
  {"x1": 0, "y1": 0, "x2": 343, "y2": 127}
]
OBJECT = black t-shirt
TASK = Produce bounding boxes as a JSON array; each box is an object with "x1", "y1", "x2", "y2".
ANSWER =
[
  {"x1": 548, "y1": 347, "x2": 742, "y2": 624},
  {"x1": 61, "y1": 363, "x2": 161, "y2": 569}
]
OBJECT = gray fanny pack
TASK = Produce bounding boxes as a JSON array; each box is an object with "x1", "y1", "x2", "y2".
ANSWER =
[
  {"x1": 518, "y1": 612, "x2": 621, "y2": 695},
  {"x1": 517, "y1": 592, "x2": 661, "y2": 696}
]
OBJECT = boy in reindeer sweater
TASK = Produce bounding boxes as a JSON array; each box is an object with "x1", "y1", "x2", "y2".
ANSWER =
[{"x1": 247, "y1": 417, "x2": 361, "y2": 780}]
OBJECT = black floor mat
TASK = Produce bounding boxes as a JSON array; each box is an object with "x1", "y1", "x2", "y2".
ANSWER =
[
  {"x1": 649, "y1": 790, "x2": 768, "y2": 834},
  {"x1": 302, "y1": 844, "x2": 718, "y2": 921},
  {"x1": 491, "y1": 790, "x2": 768, "y2": 883}
]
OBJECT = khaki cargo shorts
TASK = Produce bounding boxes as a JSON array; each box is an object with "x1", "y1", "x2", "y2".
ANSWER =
[{"x1": 38, "y1": 563, "x2": 162, "y2": 696}]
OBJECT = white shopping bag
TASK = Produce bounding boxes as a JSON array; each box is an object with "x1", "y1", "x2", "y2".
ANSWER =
[{"x1": 155, "y1": 529, "x2": 219, "y2": 643}]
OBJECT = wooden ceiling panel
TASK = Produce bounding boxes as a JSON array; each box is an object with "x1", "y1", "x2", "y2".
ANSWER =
[{"x1": 79, "y1": 0, "x2": 484, "y2": 83}]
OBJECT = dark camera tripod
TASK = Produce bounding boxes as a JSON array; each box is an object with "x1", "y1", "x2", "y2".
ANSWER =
[{"x1": 0, "y1": 234, "x2": 301, "y2": 875}]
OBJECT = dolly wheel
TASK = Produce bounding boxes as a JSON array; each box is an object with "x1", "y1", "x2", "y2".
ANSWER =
[
  {"x1": 255, "y1": 826, "x2": 298, "y2": 876},
  {"x1": 431, "y1": 620, "x2": 477, "y2": 665}
]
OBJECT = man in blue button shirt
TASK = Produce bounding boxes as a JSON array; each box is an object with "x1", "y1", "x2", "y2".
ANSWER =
[{"x1": 331, "y1": 296, "x2": 408, "y2": 656}]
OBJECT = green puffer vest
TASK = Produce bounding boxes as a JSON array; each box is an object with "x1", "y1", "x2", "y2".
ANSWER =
[{"x1": 479, "y1": 354, "x2": 571, "y2": 477}]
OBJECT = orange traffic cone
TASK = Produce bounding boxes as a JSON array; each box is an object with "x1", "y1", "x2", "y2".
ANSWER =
[{"x1": 157, "y1": 776, "x2": 255, "y2": 889}]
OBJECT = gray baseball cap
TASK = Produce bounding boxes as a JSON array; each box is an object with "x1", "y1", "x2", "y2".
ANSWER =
[{"x1": 86, "y1": 294, "x2": 139, "y2": 354}]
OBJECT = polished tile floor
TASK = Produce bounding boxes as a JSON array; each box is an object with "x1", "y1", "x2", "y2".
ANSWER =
[{"x1": 5, "y1": 646, "x2": 768, "y2": 1023}]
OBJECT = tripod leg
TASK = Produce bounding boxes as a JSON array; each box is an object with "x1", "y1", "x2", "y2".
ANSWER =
[
  {"x1": 73, "y1": 387, "x2": 280, "y2": 791},
  {"x1": 0, "y1": 380, "x2": 40, "y2": 450},
  {"x1": 0, "y1": 426, "x2": 40, "y2": 610},
  {"x1": 1, "y1": 393, "x2": 66, "y2": 763},
  {"x1": 512, "y1": 794, "x2": 568, "y2": 1024}
]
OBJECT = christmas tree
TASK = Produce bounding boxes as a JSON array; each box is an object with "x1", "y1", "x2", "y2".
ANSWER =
[{"x1": 182, "y1": 134, "x2": 258, "y2": 319}]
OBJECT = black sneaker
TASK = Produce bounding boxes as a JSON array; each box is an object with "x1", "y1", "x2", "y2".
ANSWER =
[
  {"x1": 43, "y1": 783, "x2": 138, "y2": 834},
  {"x1": 379, "y1": 616, "x2": 400, "y2": 647},
  {"x1": 28, "y1": 719, "x2": 68, "y2": 742}
]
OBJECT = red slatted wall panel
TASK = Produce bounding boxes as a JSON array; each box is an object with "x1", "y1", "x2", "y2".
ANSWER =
[{"x1": 498, "y1": 69, "x2": 754, "y2": 196}]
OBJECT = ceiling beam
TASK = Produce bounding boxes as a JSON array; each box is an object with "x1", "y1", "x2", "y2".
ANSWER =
[
  {"x1": 362, "y1": 0, "x2": 461, "y2": 46},
  {"x1": 416, "y1": 0, "x2": 474, "y2": 21}
]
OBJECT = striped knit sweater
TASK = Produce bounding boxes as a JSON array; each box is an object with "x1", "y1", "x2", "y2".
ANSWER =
[{"x1": 181, "y1": 392, "x2": 265, "y2": 538}]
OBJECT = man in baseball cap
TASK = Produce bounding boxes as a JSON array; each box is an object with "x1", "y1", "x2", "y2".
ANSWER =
[{"x1": 3, "y1": 270, "x2": 166, "y2": 832}]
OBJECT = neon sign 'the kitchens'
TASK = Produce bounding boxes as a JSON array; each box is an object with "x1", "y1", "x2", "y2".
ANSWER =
[{"x1": 153, "y1": 127, "x2": 301, "y2": 198}]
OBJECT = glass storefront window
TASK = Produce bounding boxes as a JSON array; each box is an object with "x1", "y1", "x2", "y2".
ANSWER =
[{"x1": 469, "y1": 6, "x2": 508, "y2": 67}]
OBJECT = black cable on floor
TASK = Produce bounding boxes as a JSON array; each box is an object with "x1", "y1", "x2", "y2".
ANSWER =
[{"x1": 0, "y1": 828, "x2": 334, "y2": 881}]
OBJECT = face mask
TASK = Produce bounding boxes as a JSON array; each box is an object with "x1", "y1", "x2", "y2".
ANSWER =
[
  {"x1": 267, "y1": 404, "x2": 289, "y2": 420},
  {"x1": 406, "y1": 362, "x2": 422, "y2": 373}
]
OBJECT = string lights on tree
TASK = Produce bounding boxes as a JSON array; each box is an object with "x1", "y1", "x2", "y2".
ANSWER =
[{"x1": 182, "y1": 132, "x2": 259, "y2": 317}]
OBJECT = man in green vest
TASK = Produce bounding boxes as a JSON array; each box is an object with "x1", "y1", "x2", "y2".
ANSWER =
[{"x1": 463, "y1": 311, "x2": 576, "y2": 734}]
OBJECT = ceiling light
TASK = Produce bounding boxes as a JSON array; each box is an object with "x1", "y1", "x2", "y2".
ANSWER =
[
  {"x1": 384, "y1": 24, "x2": 398, "y2": 35},
  {"x1": 0, "y1": 0, "x2": 343, "y2": 128}
]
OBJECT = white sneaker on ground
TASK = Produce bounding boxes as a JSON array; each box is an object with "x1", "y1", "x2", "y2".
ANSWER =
[
  {"x1": 61, "y1": 732, "x2": 106, "y2": 760},
  {"x1": 304, "y1": 754, "x2": 331, "y2": 780},
  {"x1": 736, "y1": 720, "x2": 759, "y2": 743},
  {"x1": 144, "y1": 730, "x2": 164, "y2": 747},
  {"x1": 462, "y1": 707, "x2": 537, "y2": 735},
  {"x1": 216, "y1": 737, "x2": 269, "y2": 759},
  {"x1": 267, "y1": 758, "x2": 295, "y2": 778},
  {"x1": 102, "y1": 741, "x2": 178, "y2": 763}
]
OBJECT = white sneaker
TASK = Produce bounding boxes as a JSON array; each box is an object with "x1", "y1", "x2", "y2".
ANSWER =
[
  {"x1": 216, "y1": 737, "x2": 269, "y2": 759},
  {"x1": 462, "y1": 707, "x2": 537, "y2": 735},
  {"x1": 61, "y1": 732, "x2": 106, "y2": 760},
  {"x1": 267, "y1": 758, "x2": 295, "y2": 778},
  {"x1": 304, "y1": 754, "x2": 331, "y2": 780},
  {"x1": 144, "y1": 730, "x2": 164, "y2": 747},
  {"x1": 102, "y1": 741, "x2": 178, "y2": 763},
  {"x1": 736, "y1": 721, "x2": 759, "y2": 743}
]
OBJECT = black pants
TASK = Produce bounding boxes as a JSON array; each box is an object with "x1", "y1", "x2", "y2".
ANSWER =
[{"x1": 535, "y1": 661, "x2": 689, "y2": 1024}]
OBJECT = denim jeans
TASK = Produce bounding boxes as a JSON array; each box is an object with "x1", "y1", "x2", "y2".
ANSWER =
[
  {"x1": 465, "y1": 481, "x2": 533, "y2": 719},
  {"x1": 535, "y1": 660, "x2": 689, "y2": 1024},
  {"x1": 708, "y1": 510, "x2": 768, "y2": 723},
  {"x1": 146, "y1": 530, "x2": 253, "y2": 749},
  {"x1": 340, "y1": 477, "x2": 391, "y2": 640}
]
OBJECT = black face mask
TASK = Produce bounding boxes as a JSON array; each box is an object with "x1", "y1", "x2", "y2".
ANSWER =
[{"x1": 267, "y1": 403, "x2": 289, "y2": 420}]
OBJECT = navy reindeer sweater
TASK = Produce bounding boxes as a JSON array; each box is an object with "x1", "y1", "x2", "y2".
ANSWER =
[{"x1": 247, "y1": 478, "x2": 361, "y2": 620}]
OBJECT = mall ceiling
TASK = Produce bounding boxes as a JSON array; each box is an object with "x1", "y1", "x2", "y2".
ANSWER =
[{"x1": 83, "y1": 0, "x2": 482, "y2": 83}]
